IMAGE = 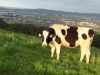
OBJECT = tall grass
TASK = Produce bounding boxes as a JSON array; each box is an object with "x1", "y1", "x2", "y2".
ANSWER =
[{"x1": 0, "y1": 29, "x2": 100, "y2": 75}]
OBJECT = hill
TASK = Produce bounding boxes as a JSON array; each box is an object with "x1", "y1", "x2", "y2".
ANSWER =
[
  {"x1": 0, "y1": 6, "x2": 100, "y2": 18},
  {"x1": 0, "y1": 29, "x2": 100, "y2": 75}
]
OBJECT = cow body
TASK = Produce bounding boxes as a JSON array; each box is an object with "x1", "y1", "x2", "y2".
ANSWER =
[{"x1": 39, "y1": 24, "x2": 94, "y2": 64}]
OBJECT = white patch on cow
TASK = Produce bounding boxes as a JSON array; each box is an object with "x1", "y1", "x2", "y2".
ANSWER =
[{"x1": 42, "y1": 30, "x2": 49, "y2": 47}]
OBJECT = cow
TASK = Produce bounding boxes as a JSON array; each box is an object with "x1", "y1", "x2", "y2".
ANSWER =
[{"x1": 38, "y1": 24, "x2": 94, "y2": 64}]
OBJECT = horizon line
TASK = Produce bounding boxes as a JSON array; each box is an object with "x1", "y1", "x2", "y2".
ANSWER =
[{"x1": 0, "y1": 5, "x2": 100, "y2": 14}]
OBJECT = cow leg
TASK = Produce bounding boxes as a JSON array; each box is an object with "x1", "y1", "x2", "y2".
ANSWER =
[
  {"x1": 52, "y1": 36, "x2": 61, "y2": 60},
  {"x1": 80, "y1": 46, "x2": 86, "y2": 62},
  {"x1": 56, "y1": 45, "x2": 61, "y2": 60},
  {"x1": 80, "y1": 45, "x2": 91, "y2": 64},
  {"x1": 86, "y1": 47, "x2": 90, "y2": 64},
  {"x1": 51, "y1": 47, "x2": 55, "y2": 57}
]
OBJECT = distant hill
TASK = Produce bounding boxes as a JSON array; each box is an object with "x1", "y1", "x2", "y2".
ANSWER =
[
  {"x1": 0, "y1": 6, "x2": 100, "y2": 18},
  {"x1": 0, "y1": 18, "x2": 9, "y2": 29}
]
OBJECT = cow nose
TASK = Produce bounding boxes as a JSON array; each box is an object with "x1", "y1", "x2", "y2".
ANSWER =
[{"x1": 42, "y1": 44, "x2": 47, "y2": 47}]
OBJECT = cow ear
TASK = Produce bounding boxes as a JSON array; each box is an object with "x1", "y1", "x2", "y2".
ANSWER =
[
  {"x1": 39, "y1": 33, "x2": 42, "y2": 37},
  {"x1": 38, "y1": 32, "x2": 42, "y2": 37}
]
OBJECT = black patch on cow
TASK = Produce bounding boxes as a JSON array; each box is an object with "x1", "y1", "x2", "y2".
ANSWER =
[
  {"x1": 61, "y1": 29, "x2": 66, "y2": 35},
  {"x1": 46, "y1": 36, "x2": 52, "y2": 44},
  {"x1": 48, "y1": 28, "x2": 56, "y2": 37},
  {"x1": 82, "y1": 33, "x2": 87, "y2": 40},
  {"x1": 88, "y1": 29, "x2": 94, "y2": 38},
  {"x1": 65, "y1": 26, "x2": 78, "y2": 47},
  {"x1": 42, "y1": 36, "x2": 44, "y2": 42},
  {"x1": 55, "y1": 35, "x2": 61, "y2": 44}
]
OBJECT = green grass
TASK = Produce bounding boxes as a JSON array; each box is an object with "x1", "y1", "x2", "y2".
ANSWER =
[
  {"x1": 95, "y1": 30, "x2": 100, "y2": 34},
  {"x1": 0, "y1": 29, "x2": 100, "y2": 75}
]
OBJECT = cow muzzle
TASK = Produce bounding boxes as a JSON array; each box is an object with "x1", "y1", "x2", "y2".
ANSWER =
[{"x1": 42, "y1": 43, "x2": 47, "y2": 47}]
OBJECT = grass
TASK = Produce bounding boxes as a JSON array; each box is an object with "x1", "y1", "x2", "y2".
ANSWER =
[
  {"x1": 95, "y1": 30, "x2": 100, "y2": 34},
  {"x1": 0, "y1": 29, "x2": 100, "y2": 75}
]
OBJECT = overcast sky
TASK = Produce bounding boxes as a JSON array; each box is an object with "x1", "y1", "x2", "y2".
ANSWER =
[{"x1": 0, "y1": 0, "x2": 100, "y2": 13}]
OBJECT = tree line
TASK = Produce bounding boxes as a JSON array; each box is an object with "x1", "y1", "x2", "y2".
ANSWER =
[
  {"x1": 0, "y1": 18, "x2": 48, "y2": 36},
  {"x1": 0, "y1": 18, "x2": 100, "y2": 48},
  {"x1": 8, "y1": 23, "x2": 48, "y2": 36}
]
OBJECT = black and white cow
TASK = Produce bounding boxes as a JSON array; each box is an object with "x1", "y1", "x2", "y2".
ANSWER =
[{"x1": 38, "y1": 24, "x2": 94, "y2": 64}]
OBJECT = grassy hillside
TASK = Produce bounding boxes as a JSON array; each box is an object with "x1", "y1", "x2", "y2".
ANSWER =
[{"x1": 0, "y1": 29, "x2": 100, "y2": 75}]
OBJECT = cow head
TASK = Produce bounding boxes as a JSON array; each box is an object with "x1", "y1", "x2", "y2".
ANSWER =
[{"x1": 38, "y1": 28, "x2": 55, "y2": 47}]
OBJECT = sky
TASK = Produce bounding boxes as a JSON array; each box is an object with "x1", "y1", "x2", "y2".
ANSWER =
[{"x1": 0, "y1": 0, "x2": 100, "y2": 13}]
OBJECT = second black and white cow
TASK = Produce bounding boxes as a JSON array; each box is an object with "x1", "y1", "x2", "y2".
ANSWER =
[{"x1": 38, "y1": 24, "x2": 94, "y2": 64}]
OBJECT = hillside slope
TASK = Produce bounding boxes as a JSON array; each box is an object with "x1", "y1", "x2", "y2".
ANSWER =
[
  {"x1": 0, "y1": 29, "x2": 100, "y2": 75},
  {"x1": 0, "y1": 18, "x2": 9, "y2": 29},
  {"x1": 0, "y1": 7, "x2": 100, "y2": 18}
]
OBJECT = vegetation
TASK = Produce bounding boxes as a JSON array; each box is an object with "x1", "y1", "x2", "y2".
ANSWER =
[
  {"x1": 92, "y1": 34, "x2": 100, "y2": 48},
  {"x1": 0, "y1": 29, "x2": 100, "y2": 75},
  {"x1": 0, "y1": 18, "x2": 9, "y2": 29},
  {"x1": 8, "y1": 23, "x2": 48, "y2": 36}
]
